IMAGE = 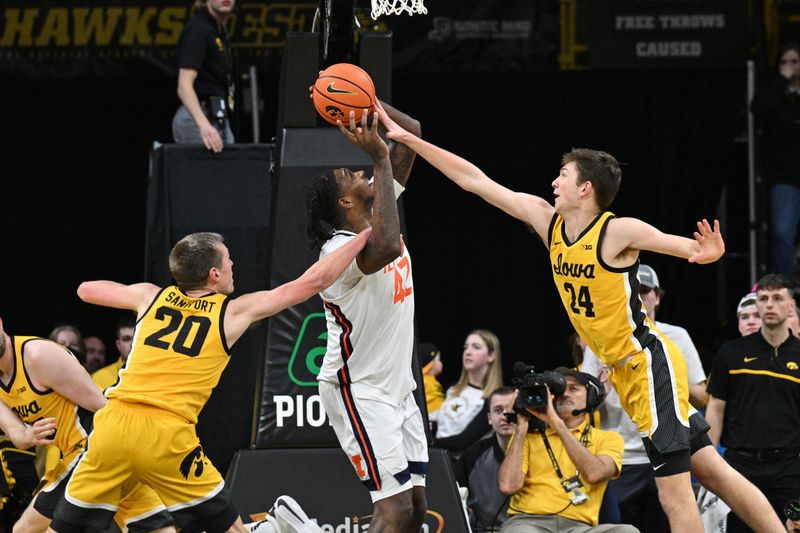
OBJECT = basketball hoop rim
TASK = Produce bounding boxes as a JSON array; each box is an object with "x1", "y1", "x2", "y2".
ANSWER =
[{"x1": 370, "y1": 0, "x2": 428, "y2": 20}]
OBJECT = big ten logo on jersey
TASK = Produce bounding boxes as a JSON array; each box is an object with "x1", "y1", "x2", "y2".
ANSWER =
[
  {"x1": 383, "y1": 253, "x2": 413, "y2": 304},
  {"x1": 318, "y1": 511, "x2": 444, "y2": 532}
]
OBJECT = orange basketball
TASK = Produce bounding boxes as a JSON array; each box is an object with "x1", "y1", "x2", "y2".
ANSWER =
[{"x1": 312, "y1": 63, "x2": 376, "y2": 125}]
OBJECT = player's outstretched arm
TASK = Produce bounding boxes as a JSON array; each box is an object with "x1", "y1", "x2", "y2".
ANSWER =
[
  {"x1": 338, "y1": 110, "x2": 402, "y2": 274},
  {"x1": 77, "y1": 281, "x2": 161, "y2": 316},
  {"x1": 375, "y1": 100, "x2": 419, "y2": 187},
  {"x1": 24, "y1": 340, "x2": 107, "y2": 413},
  {"x1": 383, "y1": 123, "x2": 554, "y2": 243},
  {"x1": 0, "y1": 403, "x2": 55, "y2": 449},
  {"x1": 607, "y1": 217, "x2": 725, "y2": 264},
  {"x1": 224, "y1": 228, "x2": 372, "y2": 344}
]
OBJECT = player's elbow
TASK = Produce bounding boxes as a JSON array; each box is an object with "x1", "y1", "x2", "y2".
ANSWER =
[
  {"x1": 407, "y1": 118, "x2": 421, "y2": 137},
  {"x1": 378, "y1": 239, "x2": 402, "y2": 264},
  {"x1": 364, "y1": 237, "x2": 402, "y2": 271}
]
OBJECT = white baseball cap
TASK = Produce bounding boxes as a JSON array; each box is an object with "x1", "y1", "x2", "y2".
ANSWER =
[
  {"x1": 638, "y1": 264, "x2": 660, "y2": 290},
  {"x1": 736, "y1": 292, "x2": 758, "y2": 316}
]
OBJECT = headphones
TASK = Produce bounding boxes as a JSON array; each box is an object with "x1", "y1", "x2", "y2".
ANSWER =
[{"x1": 584, "y1": 374, "x2": 605, "y2": 413}]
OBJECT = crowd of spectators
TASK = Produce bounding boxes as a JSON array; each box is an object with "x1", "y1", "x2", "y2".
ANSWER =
[{"x1": 422, "y1": 266, "x2": 800, "y2": 532}]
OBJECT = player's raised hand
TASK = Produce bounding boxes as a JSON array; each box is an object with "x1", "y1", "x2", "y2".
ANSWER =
[
  {"x1": 688, "y1": 219, "x2": 725, "y2": 264},
  {"x1": 337, "y1": 110, "x2": 388, "y2": 162}
]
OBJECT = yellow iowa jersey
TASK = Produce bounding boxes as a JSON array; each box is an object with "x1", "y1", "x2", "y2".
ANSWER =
[
  {"x1": 107, "y1": 286, "x2": 230, "y2": 424},
  {"x1": 549, "y1": 212, "x2": 655, "y2": 365},
  {"x1": 0, "y1": 337, "x2": 90, "y2": 453}
]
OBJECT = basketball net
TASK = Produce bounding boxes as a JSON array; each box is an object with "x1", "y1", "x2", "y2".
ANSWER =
[{"x1": 370, "y1": 0, "x2": 427, "y2": 20}]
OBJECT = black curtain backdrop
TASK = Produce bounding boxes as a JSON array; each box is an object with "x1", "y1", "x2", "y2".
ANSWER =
[{"x1": 1, "y1": 68, "x2": 744, "y2": 471}]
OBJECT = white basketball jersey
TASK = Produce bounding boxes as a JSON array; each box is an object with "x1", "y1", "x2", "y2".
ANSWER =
[{"x1": 317, "y1": 231, "x2": 416, "y2": 404}]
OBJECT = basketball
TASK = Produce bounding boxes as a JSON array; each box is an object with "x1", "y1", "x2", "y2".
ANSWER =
[{"x1": 312, "y1": 63, "x2": 376, "y2": 125}]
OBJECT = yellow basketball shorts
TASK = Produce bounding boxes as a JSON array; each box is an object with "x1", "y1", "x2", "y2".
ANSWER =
[
  {"x1": 53, "y1": 400, "x2": 239, "y2": 533},
  {"x1": 609, "y1": 333, "x2": 708, "y2": 455},
  {"x1": 33, "y1": 438, "x2": 173, "y2": 533}
]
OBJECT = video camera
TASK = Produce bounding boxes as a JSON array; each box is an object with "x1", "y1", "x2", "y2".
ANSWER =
[{"x1": 511, "y1": 362, "x2": 566, "y2": 412}]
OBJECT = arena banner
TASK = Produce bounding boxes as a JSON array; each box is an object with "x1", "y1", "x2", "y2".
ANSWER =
[
  {"x1": 583, "y1": 0, "x2": 747, "y2": 68},
  {"x1": 0, "y1": 0, "x2": 317, "y2": 78},
  {"x1": 0, "y1": 0, "x2": 560, "y2": 78}
]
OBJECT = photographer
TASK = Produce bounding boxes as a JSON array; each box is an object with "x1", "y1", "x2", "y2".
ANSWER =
[{"x1": 497, "y1": 368, "x2": 637, "y2": 533}]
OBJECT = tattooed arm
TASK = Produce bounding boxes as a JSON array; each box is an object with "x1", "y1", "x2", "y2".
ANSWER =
[{"x1": 376, "y1": 100, "x2": 420, "y2": 187}]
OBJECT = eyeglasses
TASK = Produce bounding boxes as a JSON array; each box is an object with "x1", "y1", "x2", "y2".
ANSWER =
[
  {"x1": 638, "y1": 286, "x2": 654, "y2": 295},
  {"x1": 780, "y1": 58, "x2": 800, "y2": 65}
]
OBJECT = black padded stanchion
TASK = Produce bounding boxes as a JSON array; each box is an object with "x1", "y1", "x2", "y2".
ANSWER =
[
  {"x1": 145, "y1": 143, "x2": 273, "y2": 473},
  {"x1": 227, "y1": 447, "x2": 469, "y2": 532}
]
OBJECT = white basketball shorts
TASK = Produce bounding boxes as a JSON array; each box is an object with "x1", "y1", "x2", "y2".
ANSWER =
[{"x1": 319, "y1": 381, "x2": 429, "y2": 502}]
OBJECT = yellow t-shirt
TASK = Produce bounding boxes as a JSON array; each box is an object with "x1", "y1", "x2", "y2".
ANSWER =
[
  {"x1": 91, "y1": 358, "x2": 124, "y2": 392},
  {"x1": 549, "y1": 212, "x2": 657, "y2": 365},
  {"x1": 507, "y1": 419, "x2": 624, "y2": 526},
  {"x1": 107, "y1": 286, "x2": 230, "y2": 424},
  {"x1": 423, "y1": 373, "x2": 444, "y2": 413}
]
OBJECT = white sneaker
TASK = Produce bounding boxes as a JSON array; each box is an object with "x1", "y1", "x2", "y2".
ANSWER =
[{"x1": 269, "y1": 495, "x2": 323, "y2": 533}]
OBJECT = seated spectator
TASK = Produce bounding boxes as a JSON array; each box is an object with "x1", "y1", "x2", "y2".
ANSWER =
[
  {"x1": 48, "y1": 324, "x2": 85, "y2": 366},
  {"x1": 498, "y1": 368, "x2": 636, "y2": 533},
  {"x1": 736, "y1": 292, "x2": 761, "y2": 336},
  {"x1": 83, "y1": 335, "x2": 107, "y2": 373},
  {"x1": 456, "y1": 386, "x2": 515, "y2": 531},
  {"x1": 419, "y1": 342, "x2": 445, "y2": 415},
  {"x1": 431, "y1": 329, "x2": 504, "y2": 454},
  {"x1": 92, "y1": 315, "x2": 135, "y2": 391}
]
